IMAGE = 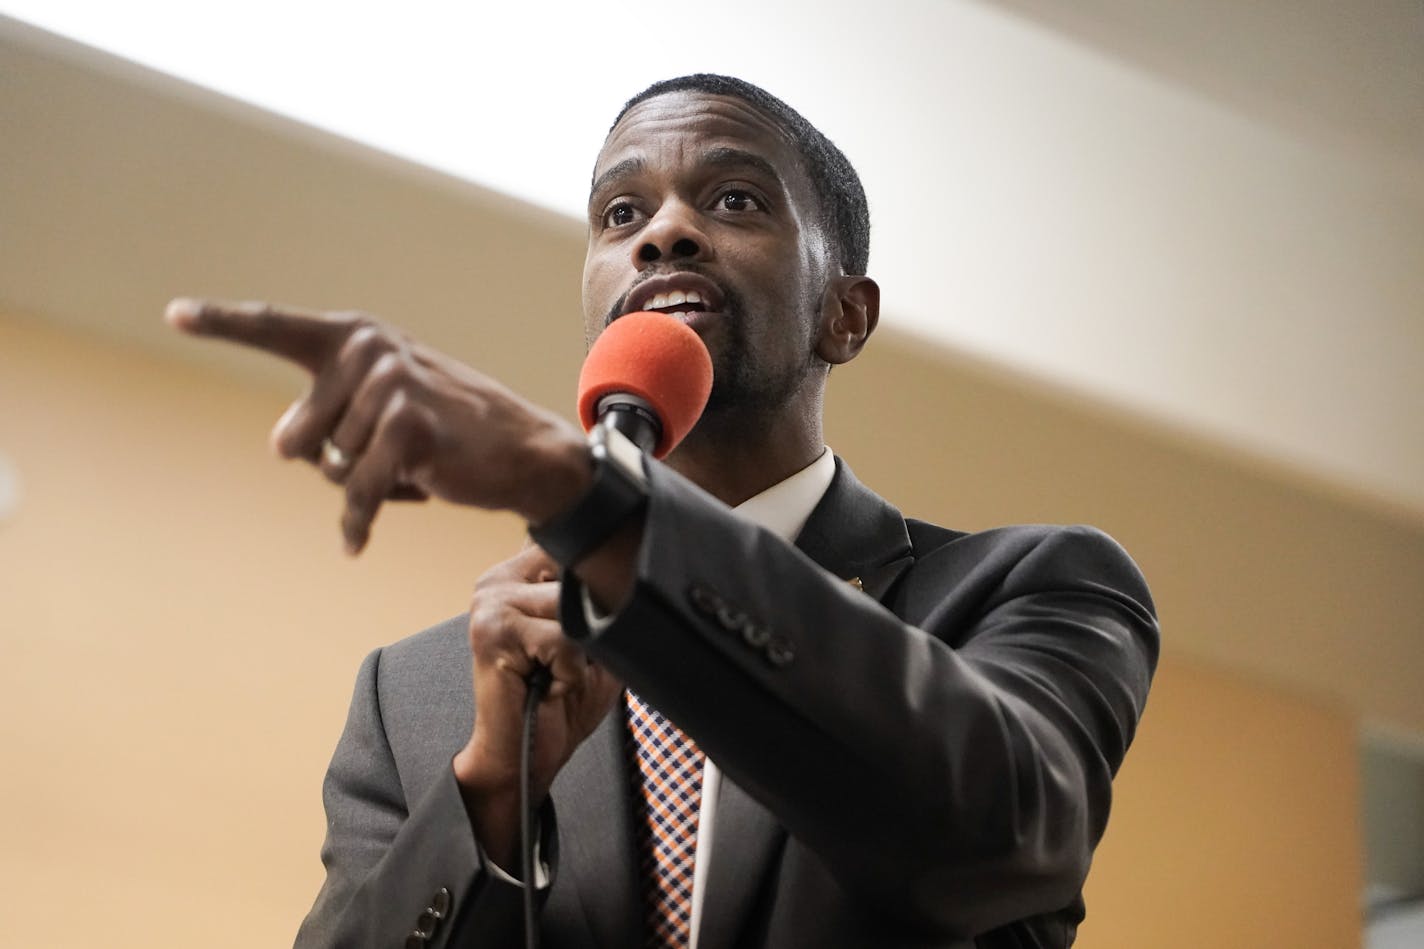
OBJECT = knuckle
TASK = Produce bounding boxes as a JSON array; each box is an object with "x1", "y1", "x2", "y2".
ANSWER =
[
  {"x1": 466, "y1": 595, "x2": 498, "y2": 634},
  {"x1": 369, "y1": 351, "x2": 407, "y2": 387},
  {"x1": 386, "y1": 388, "x2": 419, "y2": 421},
  {"x1": 383, "y1": 395, "x2": 436, "y2": 449},
  {"x1": 342, "y1": 322, "x2": 390, "y2": 363},
  {"x1": 468, "y1": 599, "x2": 518, "y2": 647}
]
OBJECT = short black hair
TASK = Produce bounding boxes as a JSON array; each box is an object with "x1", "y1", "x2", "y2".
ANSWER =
[{"x1": 608, "y1": 74, "x2": 871, "y2": 276}]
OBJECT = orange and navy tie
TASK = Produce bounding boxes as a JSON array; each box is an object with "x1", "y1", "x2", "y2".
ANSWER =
[{"x1": 625, "y1": 690, "x2": 705, "y2": 947}]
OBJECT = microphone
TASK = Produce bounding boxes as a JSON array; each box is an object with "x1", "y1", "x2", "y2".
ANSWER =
[{"x1": 576, "y1": 311, "x2": 714, "y2": 457}]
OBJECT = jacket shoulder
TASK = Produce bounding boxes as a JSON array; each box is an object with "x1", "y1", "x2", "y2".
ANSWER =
[{"x1": 358, "y1": 614, "x2": 474, "y2": 795}]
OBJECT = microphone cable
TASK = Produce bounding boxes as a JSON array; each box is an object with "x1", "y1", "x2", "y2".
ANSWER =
[{"x1": 521, "y1": 663, "x2": 553, "y2": 949}]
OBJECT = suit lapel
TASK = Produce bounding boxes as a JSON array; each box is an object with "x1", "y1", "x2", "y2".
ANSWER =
[
  {"x1": 550, "y1": 708, "x2": 642, "y2": 948},
  {"x1": 795, "y1": 457, "x2": 915, "y2": 598},
  {"x1": 696, "y1": 457, "x2": 915, "y2": 949}
]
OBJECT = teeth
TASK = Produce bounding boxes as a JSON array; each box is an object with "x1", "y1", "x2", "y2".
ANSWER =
[{"x1": 642, "y1": 288, "x2": 707, "y2": 313}]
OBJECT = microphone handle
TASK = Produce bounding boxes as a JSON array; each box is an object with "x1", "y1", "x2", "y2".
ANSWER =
[{"x1": 598, "y1": 399, "x2": 662, "y2": 455}]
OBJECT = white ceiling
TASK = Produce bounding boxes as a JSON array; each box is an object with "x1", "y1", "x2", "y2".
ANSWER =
[{"x1": 3, "y1": 0, "x2": 1422, "y2": 517}]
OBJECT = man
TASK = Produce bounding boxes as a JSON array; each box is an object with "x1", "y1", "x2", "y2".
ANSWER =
[{"x1": 169, "y1": 75, "x2": 1157, "y2": 948}]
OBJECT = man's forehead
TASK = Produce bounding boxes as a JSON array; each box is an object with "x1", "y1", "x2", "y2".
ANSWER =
[{"x1": 593, "y1": 91, "x2": 796, "y2": 180}]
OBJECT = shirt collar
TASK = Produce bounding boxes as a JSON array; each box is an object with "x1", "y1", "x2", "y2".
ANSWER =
[{"x1": 731, "y1": 447, "x2": 836, "y2": 543}]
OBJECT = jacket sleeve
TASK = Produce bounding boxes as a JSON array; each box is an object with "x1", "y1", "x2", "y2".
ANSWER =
[
  {"x1": 293, "y1": 645, "x2": 544, "y2": 949},
  {"x1": 560, "y1": 461, "x2": 1159, "y2": 938}
]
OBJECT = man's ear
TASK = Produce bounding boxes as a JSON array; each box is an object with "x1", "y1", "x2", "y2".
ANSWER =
[{"x1": 815, "y1": 275, "x2": 880, "y2": 366}]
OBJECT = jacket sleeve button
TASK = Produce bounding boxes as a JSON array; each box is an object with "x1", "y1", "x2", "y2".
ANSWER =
[
  {"x1": 765, "y1": 637, "x2": 795, "y2": 667},
  {"x1": 689, "y1": 583, "x2": 719, "y2": 615},
  {"x1": 715, "y1": 603, "x2": 746, "y2": 631},
  {"x1": 742, "y1": 623, "x2": 771, "y2": 648}
]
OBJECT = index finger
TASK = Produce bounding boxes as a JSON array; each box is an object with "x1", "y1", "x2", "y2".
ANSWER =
[{"x1": 164, "y1": 297, "x2": 355, "y2": 373}]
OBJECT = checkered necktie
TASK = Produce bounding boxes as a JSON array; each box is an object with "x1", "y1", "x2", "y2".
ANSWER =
[{"x1": 625, "y1": 689, "x2": 705, "y2": 948}]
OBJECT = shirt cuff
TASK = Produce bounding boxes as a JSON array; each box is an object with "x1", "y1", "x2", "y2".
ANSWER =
[
  {"x1": 480, "y1": 835, "x2": 550, "y2": 890},
  {"x1": 581, "y1": 587, "x2": 617, "y2": 633}
]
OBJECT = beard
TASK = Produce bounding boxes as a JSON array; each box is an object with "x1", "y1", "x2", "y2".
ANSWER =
[{"x1": 701, "y1": 285, "x2": 818, "y2": 419}]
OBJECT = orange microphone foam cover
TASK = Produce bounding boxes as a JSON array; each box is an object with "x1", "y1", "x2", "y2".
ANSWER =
[{"x1": 577, "y1": 311, "x2": 714, "y2": 458}]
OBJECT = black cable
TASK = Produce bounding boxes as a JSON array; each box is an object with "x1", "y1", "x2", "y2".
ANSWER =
[{"x1": 521, "y1": 664, "x2": 553, "y2": 949}]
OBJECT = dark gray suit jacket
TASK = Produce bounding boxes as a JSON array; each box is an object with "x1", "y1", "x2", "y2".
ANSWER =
[{"x1": 294, "y1": 458, "x2": 1158, "y2": 948}]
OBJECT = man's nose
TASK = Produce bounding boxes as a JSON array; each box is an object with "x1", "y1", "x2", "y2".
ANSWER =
[{"x1": 634, "y1": 201, "x2": 711, "y2": 268}]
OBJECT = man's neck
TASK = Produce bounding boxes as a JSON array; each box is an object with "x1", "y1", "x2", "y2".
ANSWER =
[{"x1": 664, "y1": 408, "x2": 825, "y2": 508}]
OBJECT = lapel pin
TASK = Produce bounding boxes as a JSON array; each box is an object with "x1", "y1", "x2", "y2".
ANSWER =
[{"x1": 845, "y1": 576, "x2": 864, "y2": 592}]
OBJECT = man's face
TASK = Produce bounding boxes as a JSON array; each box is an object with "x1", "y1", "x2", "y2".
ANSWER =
[{"x1": 582, "y1": 91, "x2": 833, "y2": 416}]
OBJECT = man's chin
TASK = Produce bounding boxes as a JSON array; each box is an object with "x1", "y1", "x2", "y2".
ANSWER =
[{"x1": 701, "y1": 373, "x2": 780, "y2": 418}]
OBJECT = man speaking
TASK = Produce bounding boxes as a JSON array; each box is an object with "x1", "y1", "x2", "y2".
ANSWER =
[{"x1": 168, "y1": 75, "x2": 1158, "y2": 949}]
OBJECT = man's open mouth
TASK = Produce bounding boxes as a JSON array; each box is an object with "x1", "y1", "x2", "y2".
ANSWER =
[{"x1": 622, "y1": 273, "x2": 726, "y2": 322}]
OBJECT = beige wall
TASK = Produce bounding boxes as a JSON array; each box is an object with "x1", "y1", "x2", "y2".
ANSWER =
[
  {"x1": 0, "y1": 316, "x2": 521, "y2": 944},
  {"x1": 0, "y1": 312, "x2": 1378, "y2": 946}
]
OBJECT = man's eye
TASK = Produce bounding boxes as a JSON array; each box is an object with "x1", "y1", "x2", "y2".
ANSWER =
[
  {"x1": 603, "y1": 203, "x2": 639, "y2": 228},
  {"x1": 719, "y1": 190, "x2": 762, "y2": 212}
]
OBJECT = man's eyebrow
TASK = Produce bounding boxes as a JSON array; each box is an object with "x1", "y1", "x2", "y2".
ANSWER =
[
  {"x1": 589, "y1": 157, "x2": 645, "y2": 205},
  {"x1": 698, "y1": 147, "x2": 785, "y2": 189},
  {"x1": 588, "y1": 147, "x2": 787, "y2": 206}
]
